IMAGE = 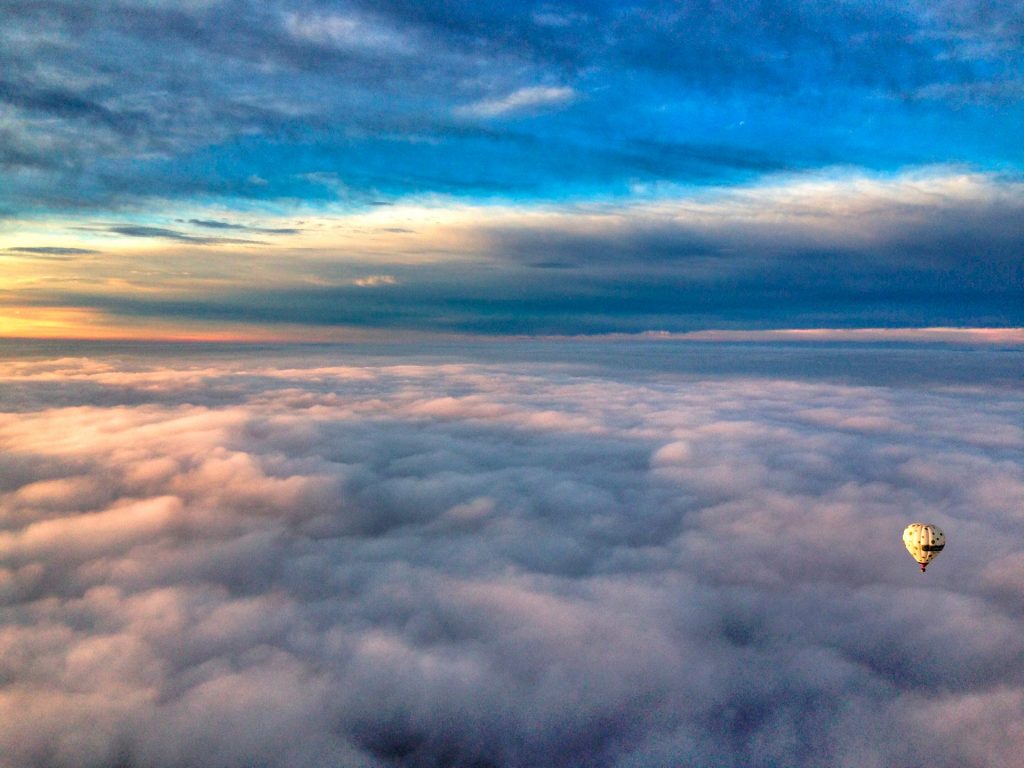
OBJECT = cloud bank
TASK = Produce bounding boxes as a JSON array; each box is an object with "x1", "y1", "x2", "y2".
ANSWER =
[
  {"x1": 22, "y1": 170, "x2": 1015, "y2": 336},
  {"x1": 0, "y1": 342, "x2": 1022, "y2": 767}
]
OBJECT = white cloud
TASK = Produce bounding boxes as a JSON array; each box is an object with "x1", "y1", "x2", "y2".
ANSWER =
[
  {"x1": 456, "y1": 86, "x2": 578, "y2": 118},
  {"x1": 352, "y1": 274, "x2": 397, "y2": 288},
  {"x1": 283, "y1": 12, "x2": 413, "y2": 54},
  {"x1": 0, "y1": 345, "x2": 1022, "y2": 766},
  {"x1": 532, "y1": 7, "x2": 588, "y2": 28}
]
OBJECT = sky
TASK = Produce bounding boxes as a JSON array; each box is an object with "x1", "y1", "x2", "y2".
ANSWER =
[
  {"x1": 1, "y1": 0, "x2": 1022, "y2": 339},
  {"x1": 1, "y1": 341, "x2": 1023, "y2": 767}
]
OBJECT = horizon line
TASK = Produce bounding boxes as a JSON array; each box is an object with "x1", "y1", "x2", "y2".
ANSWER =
[{"x1": 1, "y1": 326, "x2": 1023, "y2": 346}]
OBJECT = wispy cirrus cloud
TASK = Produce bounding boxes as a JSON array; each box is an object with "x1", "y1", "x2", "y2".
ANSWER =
[
  {"x1": 351, "y1": 274, "x2": 397, "y2": 287},
  {"x1": 105, "y1": 225, "x2": 260, "y2": 245},
  {"x1": 282, "y1": 10, "x2": 416, "y2": 54},
  {"x1": 5, "y1": 246, "x2": 99, "y2": 257},
  {"x1": 455, "y1": 86, "x2": 578, "y2": 118},
  {"x1": 184, "y1": 219, "x2": 302, "y2": 235}
]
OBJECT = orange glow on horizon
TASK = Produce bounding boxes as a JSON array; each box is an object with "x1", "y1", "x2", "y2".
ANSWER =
[{"x1": 0, "y1": 306, "x2": 365, "y2": 343}]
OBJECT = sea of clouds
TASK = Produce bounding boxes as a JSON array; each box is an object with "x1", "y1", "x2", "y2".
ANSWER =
[{"x1": 0, "y1": 341, "x2": 1022, "y2": 768}]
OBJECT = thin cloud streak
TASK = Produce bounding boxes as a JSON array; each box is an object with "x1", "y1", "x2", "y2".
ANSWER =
[
  {"x1": 455, "y1": 86, "x2": 578, "y2": 118},
  {"x1": 586, "y1": 328, "x2": 1024, "y2": 345},
  {"x1": 106, "y1": 226, "x2": 260, "y2": 245},
  {"x1": 6, "y1": 247, "x2": 99, "y2": 256}
]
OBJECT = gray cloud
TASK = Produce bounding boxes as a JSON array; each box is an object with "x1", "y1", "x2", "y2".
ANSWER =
[
  {"x1": 184, "y1": 219, "x2": 302, "y2": 235},
  {"x1": 6, "y1": 246, "x2": 100, "y2": 257},
  {"x1": 106, "y1": 225, "x2": 259, "y2": 245},
  {"x1": 0, "y1": 342, "x2": 1022, "y2": 767}
]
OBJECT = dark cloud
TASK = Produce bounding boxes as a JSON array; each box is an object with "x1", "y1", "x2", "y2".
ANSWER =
[
  {"x1": 0, "y1": 78, "x2": 146, "y2": 134},
  {"x1": 0, "y1": 342, "x2": 1022, "y2": 767},
  {"x1": 185, "y1": 219, "x2": 301, "y2": 235},
  {"x1": 106, "y1": 225, "x2": 259, "y2": 245},
  {"x1": 185, "y1": 219, "x2": 251, "y2": 230}
]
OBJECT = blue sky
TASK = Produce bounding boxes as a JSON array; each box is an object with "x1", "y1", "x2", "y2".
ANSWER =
[{"x1": 1, "y1": 0, "x2": 1022, "y2": 338}]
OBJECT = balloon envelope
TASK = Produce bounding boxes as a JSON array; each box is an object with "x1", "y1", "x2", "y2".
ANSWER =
[{"x1": 903, "y1": 523, "x2": 945, "y2": 572}]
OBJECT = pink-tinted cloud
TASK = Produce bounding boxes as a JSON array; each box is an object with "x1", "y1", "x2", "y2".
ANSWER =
[{"x1": 0, "y1": 343, "x2": 1021, "y2": 767}]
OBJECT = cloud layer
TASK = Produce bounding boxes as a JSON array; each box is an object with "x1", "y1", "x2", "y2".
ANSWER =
[
  {"x1": 1, "y1": 342, "x2": 1022, "y2": 767},
  {"x1": 2, "y1": 0, "x2": 1021, "y2": 212},
  {"x1": 14, "y1": 171, "x2": 1014, "y2": 336}
]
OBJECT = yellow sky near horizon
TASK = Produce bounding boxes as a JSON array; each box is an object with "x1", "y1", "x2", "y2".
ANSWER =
[{"x1": 0, "y1": 305, "x2": 385, "y2": 343}]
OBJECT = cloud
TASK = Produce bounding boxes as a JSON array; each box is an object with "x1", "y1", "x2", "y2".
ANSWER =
[
  {"x1": 185, "y1": 219, "x2": 301, "y2": 235},
  {"x1": 352, "y1": 275, "x2": 397, "y2": 287},
  {"x1": 0, "y1": 342, "x2": 1022, "y2": 766},
  {"x1": 531, "y1": 6, "x2": 589, "y2": 29},
  {"x1": 41, "y1": 170, "x2": 1020, "y2": 335},
  {"x1": 5, "y1": 247, "x2": 99, "y2": 258},
  {"x1": 282, "y1": 10, "x2": 415, "y2": 54},
  {"x1": 105, "y1": 225, "x2": 259, "y2": 245},
  {"x1": 455, "y1": 86, "x2": 578, "y2": 119},
  {"x1": 618, "y1": 327, "x2": 1024, "y2": 345}
]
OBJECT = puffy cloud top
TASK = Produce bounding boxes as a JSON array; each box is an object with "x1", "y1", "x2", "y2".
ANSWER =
[{"x1": 0, "y1": 341, "x2": 1022, "y2": 766}]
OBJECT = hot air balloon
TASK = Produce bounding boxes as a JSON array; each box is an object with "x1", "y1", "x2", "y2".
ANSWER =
[{"x1": 903, "y1": 523, "x2": 945, "y2": 572}]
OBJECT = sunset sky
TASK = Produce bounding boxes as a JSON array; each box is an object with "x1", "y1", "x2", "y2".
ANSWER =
[{"x1": 2, "y1": 0, "x2": 1022, "y2": 340}]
